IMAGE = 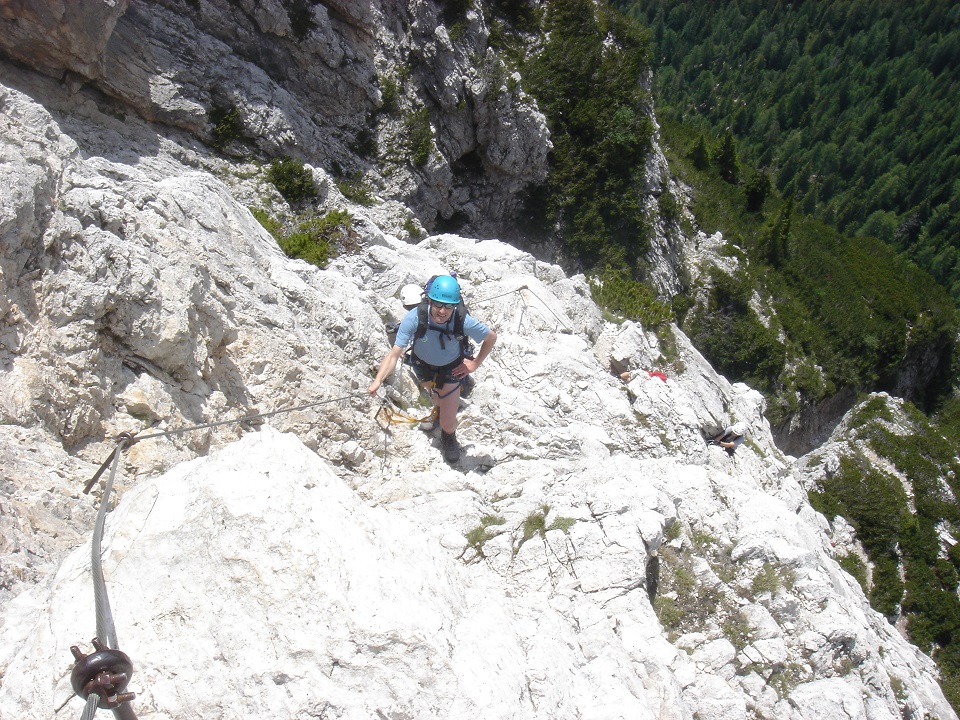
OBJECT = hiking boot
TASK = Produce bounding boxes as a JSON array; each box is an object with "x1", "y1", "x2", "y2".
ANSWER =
[{"x1": 440, "y1": 430, "x2": 460, "y2": 463}]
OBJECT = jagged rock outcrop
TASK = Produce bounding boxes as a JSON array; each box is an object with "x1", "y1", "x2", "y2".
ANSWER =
[
  {"x1": 773, "y1": 388, "x2": 858, "y2": 458},
  {"x1": 1, "y1": 52, "x2": 958, "y2": 720},
  {"x1": 0, "y1": 0, "x2": 129, "y2": 79},
  {"x1": 0, "y1": 0, "x2": 551, "y2": 239}
]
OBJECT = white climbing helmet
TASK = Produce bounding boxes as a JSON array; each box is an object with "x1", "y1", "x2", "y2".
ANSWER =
[
  {"x1": 732, "y1": 421, "x2": 747, "y2": 436},
  {"x1": 400, "y1": 283, "x2": 423, "y2": 307}
]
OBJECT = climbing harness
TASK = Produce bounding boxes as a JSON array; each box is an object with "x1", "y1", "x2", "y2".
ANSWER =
[
  {"x1": 434, "y1": 381, "x2": 463, "y2": 399},
  {"x1": 70, "y1": 390, "x2": 369, "y2": 718}
]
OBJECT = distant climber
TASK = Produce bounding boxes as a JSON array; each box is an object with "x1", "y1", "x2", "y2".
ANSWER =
[
  {"x1": 620, "y1": 369, "x2": 667, "y2": 383},
  {"x1": 708, "y1": 421, "x2": 747, "y2": 456},
  {"x1": 399, "y1": 283, "x2": 423, "y2": 311},
  {"x1": 368, "y1": 274, "x2": 497, "y2": 463},
  {"x1": 385, "y1": 283, "x2": 427, "y2": 347}
]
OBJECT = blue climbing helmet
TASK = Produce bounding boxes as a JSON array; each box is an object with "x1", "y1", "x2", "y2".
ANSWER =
[{"x1": 426, "y1": 274, "x2": 461, "y2": 304}]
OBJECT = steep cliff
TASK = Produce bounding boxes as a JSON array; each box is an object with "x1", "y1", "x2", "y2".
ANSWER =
[
  {"x1": 1, "y1": 0, "x2": 552, "y2": 240},
  {"x1": 1, "y1": 3, "x2": 958, "y2": 719}
]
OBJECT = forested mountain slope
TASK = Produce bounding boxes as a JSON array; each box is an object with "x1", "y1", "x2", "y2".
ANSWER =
[{"x1": 620, "y1": 0, "x2": 960, "y2": 300}]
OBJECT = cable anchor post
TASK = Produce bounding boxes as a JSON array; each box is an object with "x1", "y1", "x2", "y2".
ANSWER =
[
  {"x1": 83, "y1": 432, "x2": 139, "y2": 495},
  {"x1": 70, "y1": 638, "x2": 135, "y2": 709}
]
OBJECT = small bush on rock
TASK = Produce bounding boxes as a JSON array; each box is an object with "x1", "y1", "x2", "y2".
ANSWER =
[
  {"x1": 251, "y1": 207, "x2": 354, "y2": 269},
  {"x1": 267, "y1": 156, "x2": 318, "y2": 205}
]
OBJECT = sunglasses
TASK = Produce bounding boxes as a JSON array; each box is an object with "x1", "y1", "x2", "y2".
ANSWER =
[{"x1": 432, "y1": 302, "x2": 456, "y2": 310}]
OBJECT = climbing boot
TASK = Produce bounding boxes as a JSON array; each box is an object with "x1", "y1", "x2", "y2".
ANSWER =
[{"x1": 440, "y1": 430, "x2": 460, "y2": 463}]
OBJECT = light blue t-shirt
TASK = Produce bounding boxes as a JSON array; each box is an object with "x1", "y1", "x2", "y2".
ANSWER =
[{"x1": 394, "y1": 306, "x2": 490, "y2": 367}]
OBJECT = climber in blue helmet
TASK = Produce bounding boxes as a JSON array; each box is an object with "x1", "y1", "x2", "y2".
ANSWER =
[{"x1": 368, "y1": 274, "x2": 497, "y2": 464}]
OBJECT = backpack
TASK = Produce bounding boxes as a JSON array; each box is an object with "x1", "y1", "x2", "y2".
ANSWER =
[{"x1": 412, "y1": 275, "x2": 473, "y2": 358}]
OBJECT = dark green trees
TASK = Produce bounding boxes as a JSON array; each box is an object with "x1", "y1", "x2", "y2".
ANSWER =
[
  {"x1": 621, "y1": 0, "x2": 960, "y2": 300},
  {"x1": 526, "y1": 0, "x2": 654, "y2": 269}
]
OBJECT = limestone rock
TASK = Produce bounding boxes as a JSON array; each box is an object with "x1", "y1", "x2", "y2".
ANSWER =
[
  {"x1": 0, "y1": 16, "x2": 957, "y2": 720},
  {"x1": 0, "y1": 0, "x2": 129, "y2": 79}
]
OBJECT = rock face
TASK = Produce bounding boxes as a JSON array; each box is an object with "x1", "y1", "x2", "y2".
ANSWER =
[
  {"x1": 0, "y1": 0, "x2": 551, "y2": 239},
  {"x1": 0, "y1": 0, "x2": 130, "y2": 79},
  {"x1": 772, "y1": 387, "x2": 858, "y2": 458},
  {"x1": 0, "y1": 54, "x2": 958, "y2": 719},
  {"x1": 1, "y1": 4, "x2": 958, "y2": 719}
]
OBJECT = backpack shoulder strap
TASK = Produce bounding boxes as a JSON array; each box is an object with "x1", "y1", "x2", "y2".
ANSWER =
[
  {"x1": 453, "y1": 302, "x2": 467, "y2": 337},
  {"x1": 413, "y1": 300, "x2": 430, "y2": 340}
]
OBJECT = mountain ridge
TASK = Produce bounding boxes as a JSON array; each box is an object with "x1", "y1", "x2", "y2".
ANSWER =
[{"x1": 1, "y1": 2, "x2": 958, "y2": 718}]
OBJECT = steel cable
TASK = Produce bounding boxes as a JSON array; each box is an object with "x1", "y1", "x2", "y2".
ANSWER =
[
  {"x1": 74, "y1": 389, "x2": 372, "y2": 718},
  {"x1": 92, "y1": 435, "x2": 126, "y2": 650}
]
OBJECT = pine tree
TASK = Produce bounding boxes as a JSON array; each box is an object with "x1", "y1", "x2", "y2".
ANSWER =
[
  {"x1": 744, "y1": 168, "x2": 771, "y2": 212},
  {"x1": 690, "y1": 132, "x2": 710, "y2": 170},
  {"x1": 766, "y1": 198, "x2": 794, "y2": 267},
  {"x1": 716, "y1": 128, "x2": 739, "y2": 183}
]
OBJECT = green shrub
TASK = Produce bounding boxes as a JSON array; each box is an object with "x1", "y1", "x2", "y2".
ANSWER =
[
  {"x1": 252, "y1": 207, "x2": 353, "y2": 269},
  {"x1": 750, "y1": 563, "x2": 781, "y2": 596},
  {"x1": 548, "y1": 516, "x2": 576, "y2": 533},
  {"x1": 684, "y1": 270, "x2": 786, "y2": 395},
  {"x1": 336, "y1": 173, "x2": 376, "y2": 206},
  {"x1": 657, "y1": 186, "x2": 682, "y2": 227},
  {"x1": 209, "y1": 103, "x2": 244, "y2": 150},
  {"x1": 267, "y1": 156, "x2": 318, "y2": 205},
  {"x1": 441, "y1": 0, "x2": 472, "y2": 27},
  {"x1": 405, "y1": 107, "x2": 434, "y2": 167},
  {"x1": 654, "y1": 596, "x2": 682, "y2": 631},
  {"x1": 848, "y1": 395, "x2": 893, "y2": 430},
  {"x1": 287, "y1": 0, "x2": 316, "y2": 41},
  {"x1": 489, "y1": 0, "x2": 541, "y2": 33},
  {"x1": 513, "y1": 504, "x2": 574, "y2": 552},
  {"x1": 660, "y1": 114, "x2": 957, "y2": 421},
  {"x1": 838, "y1": 553, "x2": 868, "y2": 593},
  {"x1": 721, "y1": 613, "x2": 752, "y2": 650},
  {"x1": 379, "y1": 74, "x2": 400, "y2": 114},
  {"x1": 402, "y1": 217, "x2": 425, "y2": 240},
  {"x1": 278, "y1": 230, "x2": 330, "y2": 268},
  {"x1": 464, "y1": 515, "x2": 506, "y2": 560},
  {"x1": 524, "y1": 0, "x2": 654, "y2": 268},
  {"x1": 589, "y1": 267, "x2": 673, "y2": 328},
  {"x1": 250, "y1": 207, "x2": 283, "y2": 238},
  {"x1": 349, "y1": 126, "x2": 378, "y2": 159},
  {"x1": 810, "y1": 456, "x2": 910, "y2": 618},
  {"x1": 811, "y1": 401, "x2": 960, "y2": 686},
  {"x1": 521, "y1": 505, "x2": 549, "y2": 544}
]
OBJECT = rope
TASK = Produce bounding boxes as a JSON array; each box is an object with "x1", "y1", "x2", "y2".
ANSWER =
[
  {"x1": 520, "y1": 286, "x2": 572, "y2": 331},
  {"x1": 84, "y1": 392, "x2": 370, "y2": 494},
  {"x1": 472, "y1": 287, "x2": 526, "y2": 304},
  {"x1": 375, "y1": 401, "x2": 437, "y2": 427},
  {"x1": 73, "y1": 389, "x2": 372, "y2": 717}
]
